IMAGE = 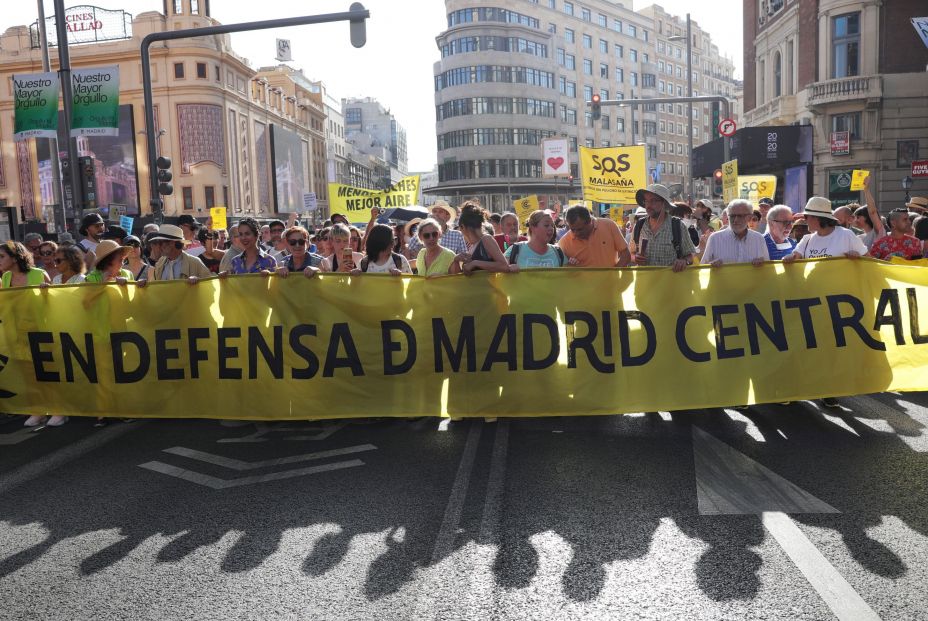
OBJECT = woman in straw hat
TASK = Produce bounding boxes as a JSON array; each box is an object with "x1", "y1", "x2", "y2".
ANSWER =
[
  {"x1": 783, "y1": 197, "x2": 866, "y2": 262},
  {"x1": 85, "y1": 240, "x2": 133, "y2": 284}
]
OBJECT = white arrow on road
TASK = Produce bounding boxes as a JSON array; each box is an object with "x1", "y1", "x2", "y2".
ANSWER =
[{"x1": 138, "y1": 443, "x2": 377, "y2": 489}]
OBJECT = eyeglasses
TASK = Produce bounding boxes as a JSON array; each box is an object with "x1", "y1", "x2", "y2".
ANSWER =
[
  {"x1": 422, "y1": 231, "x2": 439, "y2": 240},
  {"x1": 288, "y1": 239, "x2": 306, "y2": 247},
  {"x1": 39, "y1": 250, "x2": 54, "y2": 256},
  {"x1": 774, "y1": 220, "x2": 793, "y2": 226}
]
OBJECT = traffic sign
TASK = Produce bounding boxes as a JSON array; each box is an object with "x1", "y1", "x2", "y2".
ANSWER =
[
  {"x1": 718, "y1": 118, "x2": 737, "y2": 137},
  {"x1": 912, "y1": 160, "x2": 928, "y2": 179}
]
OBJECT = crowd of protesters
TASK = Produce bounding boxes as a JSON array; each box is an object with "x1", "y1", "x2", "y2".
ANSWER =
[{"x1": 2, "y1": 178, "x2": 927, "y2": 426}]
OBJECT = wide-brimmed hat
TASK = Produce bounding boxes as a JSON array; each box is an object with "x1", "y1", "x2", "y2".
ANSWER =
[
  {"x1": 635, "y1": 184, "x2": 673, "y2": 209},
  {"x1": 79, "y1": 212, "x2": 105, "y2": 235},
  {"x1": 634, "y1": 206, "x2": 648, "y2": 218},
  {"x1": 430, "y1": 201, "x2": 457, "y2": 222},
  {"x1": 147, "y1": 224, "x2": 187, "y2": 243},
  {"x1": 694, "y1": 198, "x2": 714, "y2": 210},
  {"x1": 93, "y1": 239, "x2": 129, "y2": 268},
  {"x1": 906, "y1": 197, "x2": 928, "y2": 211},
  {"x1": 800, "y1": 196, "x2": 837, "y2": 221},
  {"x1": 404, "y1": 217, "x2": 423, "y2": 238}
]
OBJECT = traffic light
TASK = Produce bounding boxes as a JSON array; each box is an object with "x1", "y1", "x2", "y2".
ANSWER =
[
  {"x1": 156, "y1": 156, "x2": 173, "y2": 196},
  {"x1": 712, "y1": 169, "x2": 723, "y2": 197},
  {"x1": 590, "y1": 93, "x2": 601, "y2": 121},
  {"x1": 77, "y1": 156, "x2": 97, "y2": 209},
  {"x1": 568, "y1": 174, "x2": 575, "y2": 188},
  {"x1": 711, "y1": 101, "x2": 720, "y2": 138}
]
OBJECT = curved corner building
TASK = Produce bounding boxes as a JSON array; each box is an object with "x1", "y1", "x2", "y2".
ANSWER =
[{"x1": 432, "y1": 1, "x2": 658, "y2": 212}]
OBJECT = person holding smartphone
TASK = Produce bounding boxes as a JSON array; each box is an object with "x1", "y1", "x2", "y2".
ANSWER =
[{"x1": 320, "y1": 223, "x2": 363, "y2": 273}]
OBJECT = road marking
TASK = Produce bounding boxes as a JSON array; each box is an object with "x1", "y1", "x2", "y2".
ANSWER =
[
  {"x1": 0, "y1": 428, "x2": 38, "y2": 446},
  {"x1": 478, "y1": 419, "x2": 509, "y2": 545},
  {"x1": 762, "y1": 511, "x2": 881, "y2": 621},
  {"x1": 162, "y1": 444, "x2": 377, "y2": 470},
  {"x1": 138, "y1": 459, "x2": 364, "y2": 489},
  {"x1": 217, "y1": 421, "x2": 346, "y2": 443},
  {"x1": 431, "y1": 420, "x2": 483, "y2": 563},
  {"x1": 0, "y1": 422, "x2": 142, "y2": 496},
  {"x1": 692, "y1": 426, "x2": 839, "y2": 515}
]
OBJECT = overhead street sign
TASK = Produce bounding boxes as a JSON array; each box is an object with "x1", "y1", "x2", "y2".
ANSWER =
[{"x1": 718, "y1": 118, "x2": 737, "y2": 137}]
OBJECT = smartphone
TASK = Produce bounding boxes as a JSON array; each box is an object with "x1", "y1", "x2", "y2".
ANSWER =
[{"x1": 342, "y1": 247, "x2": 353, "y2": 262}]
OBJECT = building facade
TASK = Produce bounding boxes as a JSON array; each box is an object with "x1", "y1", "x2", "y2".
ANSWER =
[
  {"x1": 743, "y1": 0, "x2": 928, "y2": 208},
  {"x1": 431, "y1": 1, "x2": 739, "y2": 211},
  {"x1": 0, "y1": 0, "x2": 333, "y2": 228},
  {"x1": 342, "y1": 97, "x2": 408, "y2": 185}
]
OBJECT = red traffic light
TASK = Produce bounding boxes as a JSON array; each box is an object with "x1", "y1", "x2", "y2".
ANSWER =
[
  {"x1": 591, "y1": 94, "x2": 601, "y2": 104},
  {"x1": 713, "y1": 169, "x2": 723, "y2": 181}
]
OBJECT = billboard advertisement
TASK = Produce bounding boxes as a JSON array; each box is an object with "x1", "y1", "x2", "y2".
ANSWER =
[
  {"x1": 36, "y1": 103, "x2": 139, "y2": 215},
  {"x1": 269, "y1": 124, "x2": 308, "y2": 213}
]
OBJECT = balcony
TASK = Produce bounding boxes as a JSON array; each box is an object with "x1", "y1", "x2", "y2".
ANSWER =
[
  {"x1": 808, "y1": 75, "x2": 882, "y2": 108},
  {"x1": 744, "y1": 94, "x2": 796, "y2": 126}
]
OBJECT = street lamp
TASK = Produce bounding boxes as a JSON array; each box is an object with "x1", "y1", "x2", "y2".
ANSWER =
[
  {"x1": 903, "y1": 176, "x2": 914, "y2": 204},
  {"x1": 668, "y1": 13, "x2": 693, "y2": 206}
]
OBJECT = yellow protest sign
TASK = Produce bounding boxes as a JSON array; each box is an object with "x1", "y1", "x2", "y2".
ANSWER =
[
  {"x1": 722, "y1": 159, "x2": 739, "y2": 203},
  {"x1": 738, "y1": 175, "x2": 777, "y2": 203},
  {"x1": 579, "y1": 145, "x2": 647, "y2": 204},
  {"x1": 328, "y1": 175, "x2": 420, "y2": 222},
  {"x1": 209, "y1": 206, "x2": 227, "y2": 231},
  {"x1": 2, "y1": 259, "x2": 927, "y2": 420},
  {"x1": 850, "y1": 170, "x2": 869, "y2": 192},
  {"x1": 608, "y1": 207, "x2": 625, "y2": 227},
  {"x1": 513, "y1": 195, "x2": 539, "y2": 223}
]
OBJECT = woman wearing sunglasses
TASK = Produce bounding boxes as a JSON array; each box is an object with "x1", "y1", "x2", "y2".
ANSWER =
[
  {"x1": 415, "y1": 218, "x2": 457, "y2": 277},
  {"x1": 35, "y1": 241, "x2": 60, "y2": 281},
  {"x1": 123, "y1": 235, "x2": 150, "y2": 281},
  {"x1": 276, "y1": 226, "x2": 324, "y2": 278},
  {"x1": 49, "y1": 245, "x2": 87, "y2": 284}
]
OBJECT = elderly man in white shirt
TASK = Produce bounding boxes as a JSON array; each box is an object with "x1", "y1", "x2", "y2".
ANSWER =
[{"x1": 701, "y1": 199, "x2": 769, "y2": 266}]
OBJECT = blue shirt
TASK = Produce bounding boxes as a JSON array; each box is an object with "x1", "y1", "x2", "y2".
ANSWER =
[
  {"x1": 764, "y1": 233, "x2": 797, "y2": 261},
  {"x1": 231, "y1": 249, "x2": 278, "y2": 274}
]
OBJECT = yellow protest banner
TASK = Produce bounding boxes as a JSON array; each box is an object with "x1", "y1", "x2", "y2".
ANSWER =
[
  {"x1": 738, "y1": 175, "x2": 777, "y2": 203},
  {"x1": 328, "y1": 175, "x2": 420, "y2": 222},
  {"x1": 513, "y1": 195, "x2": 539, "y2": 223},
  {"x1": 2, "y1": 259, "x2": 927, "y2": 420},
  {"x1": 722, "y1": 159, "x2": 739, "y2": 203},
  {"x1": 579, "y1": 145, "x2": 647, "y2": 204},
  {"x1": 851, "y1": 169, "x2": 870, "y2": 192},
  {"x1": 209, "y1": 206, "x2": 227, "y2": 231},
  {"x1": 608, "y1": 207, "x2": 625, "y2": 227}
]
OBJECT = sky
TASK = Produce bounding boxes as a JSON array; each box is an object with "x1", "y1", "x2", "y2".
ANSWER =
[{"x1": 1, "y1": 1, "x2": 743, "y2": 172}]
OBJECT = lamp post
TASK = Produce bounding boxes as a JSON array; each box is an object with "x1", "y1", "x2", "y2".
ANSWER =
[
  {"x1": 903, "y1": 176, "x2": 913, "y2": 205},
  {"x1": 669, "y1": 14, "x2": 693, "y2": 206}
]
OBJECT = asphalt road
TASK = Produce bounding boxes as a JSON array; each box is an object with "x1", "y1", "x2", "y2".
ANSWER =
[{"x1": 1, "y1": 393, "x2": 927, "y2": 620}]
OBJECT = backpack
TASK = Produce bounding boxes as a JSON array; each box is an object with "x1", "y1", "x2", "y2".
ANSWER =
[
  {"x1": 508, "y1": 242, "x2": 566, "y2": 267},
  {"x1": 633, "y1": 215, "x2": 687, "y2": 260},
  {"x1": 359, "y1": 252, "x2": 404, "y2": 272}
]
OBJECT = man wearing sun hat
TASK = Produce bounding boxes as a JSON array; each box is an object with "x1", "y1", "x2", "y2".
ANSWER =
[
  {"x1": 429, "y1": 200, "x2": 467, "y2": 254},
  {"x1": 141, "y1": 223, "x2": 211, "y2": 283},
  {"x1": 631, "y1": 183, "x2": 695, "y2": 271},
  {"x1": 784, "y1": 196, "x2": 867, "y2": 262}
]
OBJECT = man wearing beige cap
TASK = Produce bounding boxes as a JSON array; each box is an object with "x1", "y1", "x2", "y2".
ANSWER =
[
  {"x1": 139, "y1": 224, "x2": 212, "y2": 284},
  {"x1": 784, "y1": 196, "x2": 867, "y2": 261}
]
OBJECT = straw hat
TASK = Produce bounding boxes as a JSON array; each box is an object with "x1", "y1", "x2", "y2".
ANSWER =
[
  {"x1": 800, "y1": 196, "x2": 837, "y2": 221},
  {"x1": 147, "y1": 224, "x2": 187, "y2": 243},
  {"x1": 430, "y1": 201, "x2": 457, "y2": 222},
  {"x1": 906, "y1": 196, "x2": 927, "y2": 211},
  {"x1": 403, "y1": 217, "x2": 423, "y2": 238},
  {"x1": 93, "y1": 239, "x2": 129, "y2": 269}
]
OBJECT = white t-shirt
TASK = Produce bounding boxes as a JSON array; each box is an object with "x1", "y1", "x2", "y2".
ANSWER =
[
  {"x1": 52, "y1": 273, "x2": 86, "y2": 285},
  {"x1": 363, "y1": 253, "x2": 412, "y2": 274},
  {"x1": 794, "y1": 226, "x2": 867, "y2": 259}
]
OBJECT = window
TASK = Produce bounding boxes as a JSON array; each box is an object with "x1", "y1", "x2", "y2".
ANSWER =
[
  {"x1": 630, "y1": 49, "x2": 637, "y2": 62},
  {"x1": 566, "y1": 54, "x2": 576, "y2": 70},
  {"x1": 599, "y1": 39, "x2": 608, "y2": 53},
  {"x1": 617, "y1": 117, "x2": 625, "y2": 131},
  {"x1": 613, "y1": 19, "x2": 622, "y2": 32},
  {"x1": 584, "y1": 112, "x2": 593, "y2": 128},
  {"x1": 600, "y1": 63, "x2": 608, "y2": 78},
  {"x1": 565, "y1": 28, "x2": 575, "y2": 43},
  {"x1": 630, "y1": 71, "x2": 638, "y2": 86},
  {"x1": 599, "y1": 88, "x2": 608, "y2": 99},
  {"x1": 773, "y1": 52, "x2": 782, "y2": 97},
  {"x1": 616, "y1": 68, "x2": 623, "y2": 83},
  {"x1": 549, "y1": 23, "x2": 557, "y2": 33},
  {"x1": 191, "y1": 0, "x2": 199, "y2": 14},
  {"x1": 549, "y1": 0, "x2": 556, "y2": 8},
  {"x1": 660, "y1": 141, "x2": 666, "y2": 153},
  {"x1": 563, "y1": 2, "x2": 573, "y2": 16},
  {"x1": 786, "y1": 40, "x2": 795, "y2": 95},
  {"x1": 346, "y1": 108, "x2": 361, "y2": 124},
  {"x1": 205, "y1": 186, "x2": 215, "y2": 209},
  {"x1": 832, "y1": 112, "x2": 862, "y2": 139},
  {"x1": 832, "y1": 12, "x2": 859, "y2": 78},
  {"x1": 214, "y1": 65, "x2": 220, "y2": 82},
  {"x1": 659, "y1": 121, "x2": 666, "y2": 132},
  {"x1": 196, "y1": 62, "x2": 207, "y2": 79},
  {"x1": 581, "y1": 7, "x2": 591, "y2": 21},
  {"x1": 583, "y1": 59, "x2": 592, "y2": 75},
  {"x1": 598, "y1": 14, "x2": 607, "y2": 27},
  {"x1": 627, "y1": 24, "x2": 637, "y2": 37},
  {"x1": 615, "y1": 45, "x2": 623, "y2": 59},
  {"x1": 174, "y1": 63, "x2": 184, "y2": 79},
  {"x1": 173, "y1": 0, "x2": 182, "y2": 14},
  {"x1": 583, "y1": 85, "x2": 593, "y2": 101},
  {"x1": 557, "y1": 48, "x2": 566, "y2": 65},
  {"x1": 182, "y1": 187, "x2": 194, "y2": 210},
  {"x1": 583, "y1": 34, "x2": 592, "y2": 48}
]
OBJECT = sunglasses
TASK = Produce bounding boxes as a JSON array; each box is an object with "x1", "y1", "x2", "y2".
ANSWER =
[
  {"x1": 288, "y1": 239, "x2": 306, "y2": 247},
  {"x1": 39, "y1": 250, "x2": 55, "y2": 256},
  {"x1": 421, "y1": 231, "x2": 439, "y2": 240},
  {"x1": 125, "y1": 242, "x2": 141, "y2": 248}
]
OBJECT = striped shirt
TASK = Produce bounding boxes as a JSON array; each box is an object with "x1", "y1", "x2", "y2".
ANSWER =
[{"x1": 701, "y1": 228, "x2": 769, "y2": 264}]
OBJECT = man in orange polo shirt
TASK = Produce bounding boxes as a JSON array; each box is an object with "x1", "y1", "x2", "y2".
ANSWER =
[{"x1": 557, "y1": 204, "x2": 631, "y2": 267}]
